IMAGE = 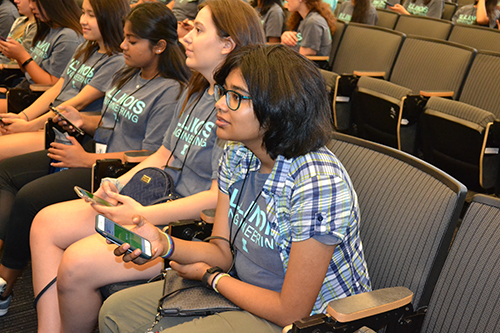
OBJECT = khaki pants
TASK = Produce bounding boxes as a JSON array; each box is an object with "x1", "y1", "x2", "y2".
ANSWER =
[{"x1": 99, "y1": 280, "x2": 283, "y2": 333}]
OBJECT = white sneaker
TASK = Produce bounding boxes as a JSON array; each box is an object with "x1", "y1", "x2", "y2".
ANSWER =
[{"x1": 0, "y1": 277, "x2": 12, "y2": 316}]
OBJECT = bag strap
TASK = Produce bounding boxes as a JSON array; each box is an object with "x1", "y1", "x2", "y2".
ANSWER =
[{"x1": 33, "y1": 277, "x2": 57, "y2": 309}]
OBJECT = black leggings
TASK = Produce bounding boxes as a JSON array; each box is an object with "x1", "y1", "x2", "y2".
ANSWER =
[{"x1": 0, "y1": 150, "x2": 91, "y2": 270}]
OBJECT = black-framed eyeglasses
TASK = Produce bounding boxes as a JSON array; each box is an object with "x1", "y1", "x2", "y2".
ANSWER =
[{"x1": 214, "y1": 84, "x2": 252, "y2": 111}]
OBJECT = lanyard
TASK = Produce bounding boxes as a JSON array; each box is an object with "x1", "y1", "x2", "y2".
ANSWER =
[{"x1": 53, "y1": 50, "x2": 107, "y2": 105}]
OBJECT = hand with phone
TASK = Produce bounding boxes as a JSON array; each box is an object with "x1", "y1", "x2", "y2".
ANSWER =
[
  {"x1": 50, "y1": 105, "x2": 85, "y2": 136},
  {"x1": 388, "y1": 3, "x2": 410, "y2": 14},
  {"x1": 0, "y1": 114, "x2": 32, "y2": 135},
  {"x1": 74, "y1": 186, "x2": 115, "y2": 207},
  {"x1": 0, "y1": 38, "x2": 29, "y2": 63},
  {"x1": 95, "y1": 215, "x2": 153, "y2": 259},
  {"x1": 89, "y1": 184, "x2": 146, "y2": 226},
  {"x1": 110, "y1": 215, "x2": 172, "y2": 264}
]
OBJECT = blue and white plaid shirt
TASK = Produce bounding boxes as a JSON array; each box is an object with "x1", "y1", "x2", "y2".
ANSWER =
[{"x1": 218, "y1": 142, "x2": 371, "y2": 315}]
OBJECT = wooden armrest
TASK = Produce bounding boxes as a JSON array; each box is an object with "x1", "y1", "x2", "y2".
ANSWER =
[
  {"x1": 123, "y1": 150, "x2": 153, "y2": 163},
  {"x1": 327, "y1": 287, "x2": 413, "y2": 323},
  {"x1": 200, "y1": 209, "x2": 216, "y2": 224},
  {"x1": 420, "y1": 90, "x2": 454, "y2": 98},
  {"x1": 2, "y1": 63, "x2": 20, "y2": 69},
  {"x1": 306, "y1": 56, "x2": 329, "y2": 61},
  {"x1": 30, "y1": 84, "x2": 53, "y2": 92},
  {"x1": 353, "y1": 71, "x2": 386, "y2": 77}
]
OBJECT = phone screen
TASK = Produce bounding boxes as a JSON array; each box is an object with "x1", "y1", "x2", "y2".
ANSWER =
[
  {"x1": 74, "y1": 186, "x2": 114, "y2": 207},
  {"x1": 95, "y1": 215, "x2": 152, "y2": 258}
]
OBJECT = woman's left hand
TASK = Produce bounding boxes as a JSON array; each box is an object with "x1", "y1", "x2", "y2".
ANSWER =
[
  {"x1": 0, "y1": 38, "x2": 30, "y2": 62},
  {"x1": 170, "y1": 261, "x2": 211, "y2": 281},
  {"x1": 47, "y1": 136, "x2": 92, "y2": 168},
  {"x1": 90, "y1": 190, "x2": 146, "y2": 225}
]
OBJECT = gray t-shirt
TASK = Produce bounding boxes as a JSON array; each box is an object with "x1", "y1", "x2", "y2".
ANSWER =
[
  {"x1": 25, "y1": 27, "x2": 84, "y2": 83},
  {"x1": 337, "y1": 2, "x2": 378, "y2": 25},
  {"x1": 403, "y1": 0, "x2": 443, "y2": 18},
  {"x1": 295, "y1": 11, "x2": 332, "y2": 56},
  {"x1": 258, "y1": 3, "x2": 286, "y2": 39},
  {"x1": 56, "y1": 50, "x2": 125, "y2": 112},
  {"x1": 172, "y1": 0, "x2": 205, "y2": 21},
  {"x1": 97, "y1": 71, "x2": 182, "y2": 153},
  {"x1": 161, "y1": 89, "x2": 224, "y2": 198},
  {"x1": 0, "y1": 1, "x2": 19, "y2": 40},
  {"x1": 231, "y1": 170, "x2": 285, "y2": 292},
  {"x1": 452, "y1": 4, "x2": 500, "y2": 28},
  {"x1": 0, "y1": 16, "x2": 36, "y2": 64}
]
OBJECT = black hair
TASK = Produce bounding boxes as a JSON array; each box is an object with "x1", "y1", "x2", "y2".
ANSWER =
[
  {"x1": 32, "y1": 0, "x2": 82, "y2": 46},
  {"x1": 214, "y1": 44, "x2": 333, "y2": 159},
  {"x1": 251, "y1": 0, "x2": 282, "y2": 17},
  {"x1": 113, "y1": 2, "x2": 191, "y2": 91},
  {"x1": 74, "y1": 0, "x2": 130, "y2": 64}
]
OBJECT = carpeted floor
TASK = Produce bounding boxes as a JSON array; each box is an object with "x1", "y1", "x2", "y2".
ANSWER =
[{"x1": 0, "y1": 262, "x2": 37, "y2": 332}]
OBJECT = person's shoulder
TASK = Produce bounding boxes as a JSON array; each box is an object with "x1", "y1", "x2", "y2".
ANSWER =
[{"x1": 288, "y1": 147, "x2": 344, "y2": 180}]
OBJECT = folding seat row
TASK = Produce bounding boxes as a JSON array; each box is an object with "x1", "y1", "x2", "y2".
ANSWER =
[
  {"x1": 372, "y1": 10, "x2": 500, "y2": 53},
  {"x1": 284, "y1": 133, "x2": 500, "y2": 333},
  {"x1": 324, "y1": 22, "x2": 500, "y2": 194}
]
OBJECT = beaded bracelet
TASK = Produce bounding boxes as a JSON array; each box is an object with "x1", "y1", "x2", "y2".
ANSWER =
[
  {"x1": 160, "y1": 231, "x2": 174, "y2": 259},
  {"x1": 211, "y1": 273, "x2": 230, "y2": 293}
]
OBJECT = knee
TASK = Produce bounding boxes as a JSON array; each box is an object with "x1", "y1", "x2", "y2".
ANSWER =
[
  {"x1": 30, "y1": 206, "x2": 56, "y2": 245},
  {"x1": 57, "y1": 245, "x2": 94, "y2": 294}
]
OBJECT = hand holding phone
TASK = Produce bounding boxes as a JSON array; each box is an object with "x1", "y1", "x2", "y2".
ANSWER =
[
  {"x1": 74, "y1": 186, "x2": 115, "y2": 207},
  {"x1": 95, "y1": 215, "x2": 152, "y2": 259},
  {"x1": 50, "y1": 106, "x2": 85, "y2": 136}
]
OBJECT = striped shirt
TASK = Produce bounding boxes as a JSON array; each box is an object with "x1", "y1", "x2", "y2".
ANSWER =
[{"x1": 218, "y1": 141, "x2": 371, "y2": 314}]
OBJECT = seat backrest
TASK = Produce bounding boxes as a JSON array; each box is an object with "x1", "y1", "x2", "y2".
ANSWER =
[
  {"x1": 419, "y1": 96, "x2": 500, "y2": 192},
  {"x1": 442, "y1": 1, "x2": 458, "y2": 20},
  {"x1": 448, "y1": 24, "x2": 500, "y2": 53},
  {"x1": 327, "y1": 132, "x2": 466, "y2": 309},
  {"x1": 376, "y1": 8, "x2": 401, "y2": 29},
  {"x1": 394, "y1": 15, "x2": 454, "y2": 40},
  {"x1": 332, "y1": 23, "x2": 405, "y2": 79},
  {"x1": 455, "y1": 0, "x2": 475, "y2": 8},
  {"x1": 459, "y1": 51, "x2": 500, "y2": 118},
  {"x1": 328, "y1": 19, "x2": 348, "y2": 69},
  {"x1": 421, "y1": 194, "x2": 500, "y2": 332},
  {"x1": 389, "y1": 36, "x2": 476, "y2": 97}
]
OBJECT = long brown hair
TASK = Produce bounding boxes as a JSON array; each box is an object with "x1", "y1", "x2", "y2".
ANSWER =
[
  {"x1": 351, "y1": 0, "x2": 371, "y2": 23},
  {"x1": 32, "y1": 0, "x2": 82, "y2": 46},
  {"x1": 287, "y1": 0, "x2": 336, "y2": 34},
  {"x1": 181, "y1": 0, "x2": 266, "y2": 113},
  {"x1": 73, "y1": 0, "x2": 130, "y2": 64}
]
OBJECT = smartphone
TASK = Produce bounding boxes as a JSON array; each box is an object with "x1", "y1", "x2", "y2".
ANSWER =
[
  {"x1": 95, "y1": 214, "x2": 152, "y2": 259},
  {"x1": 74, "y1": 186, "x2": 115, "y2": 207},
  {"x1": 385, "y1": 1, "x2": 395, "y2": 6},
  {"x1": 0, "y1": 35, "x2": 6, "y2": 42},
  {"x1": 50, "y1": 106, "x2": 85, "y2": 136}
]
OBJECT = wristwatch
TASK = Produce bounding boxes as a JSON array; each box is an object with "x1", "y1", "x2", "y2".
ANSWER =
[{"x1": 202, "y1": 266, "x2": 223, "y2": 289}]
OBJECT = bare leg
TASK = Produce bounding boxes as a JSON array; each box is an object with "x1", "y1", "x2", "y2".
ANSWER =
[
  {"x1": 30, "y1": 199, "x2": 100, "y2": 333},
  {"x1": 0, "y1": 131, "x2": 45, "y2": 162},
  {"x1": 58, "y1": 233, "x2": 163, "y2": 333}
]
